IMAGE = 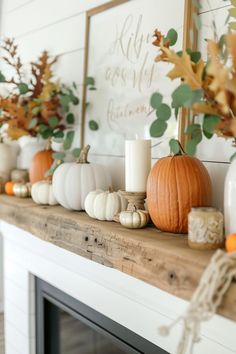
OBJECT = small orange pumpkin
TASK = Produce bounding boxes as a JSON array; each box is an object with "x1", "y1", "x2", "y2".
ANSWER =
[
  {"x1": 29, "y1": 141, "x2": 53, "y2": 184},
  {"x1": 226, "y1": 233, "x2": 236, "y2": 253},
  {"x1": 147, "y1": 151, "x2": 212, "y2": 234},
  {"x1": 5, "y1": 181, "x2": 15, "y2": 196}
]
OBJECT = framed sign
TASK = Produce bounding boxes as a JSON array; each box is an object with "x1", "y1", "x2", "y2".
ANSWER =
[{"x1": 81, "y1": 0, "x2": 196, "y2": 157}]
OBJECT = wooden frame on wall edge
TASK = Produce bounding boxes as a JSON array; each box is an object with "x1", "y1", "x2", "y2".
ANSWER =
[{"x1": 80, "y1": 0, "x2": 198, "y2": 149}]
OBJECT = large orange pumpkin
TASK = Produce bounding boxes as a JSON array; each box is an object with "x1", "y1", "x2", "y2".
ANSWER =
[
  {"x1": 29, "y1": 142, "x2": 53, "y2": 184},
  {"x1": 147, "y1": 154, "x2": 212, "y2": 234}
]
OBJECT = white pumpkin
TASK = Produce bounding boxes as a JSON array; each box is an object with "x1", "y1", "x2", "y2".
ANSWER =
[
  {"x1": 0, "y1": 141, "x2": 18, "y2": 181},
  {"x1": 85, "y1": 189, "x2": 127, "y2": 221},
  {"x1": 84, "y1": 189, "x2": 104, "y2": 218},
  {"x1": 52, "y1": 145, "x2": 112, "y2": 210},
  {"x1": 31, "y1": 181, "x2": 58, "y2": 206}
]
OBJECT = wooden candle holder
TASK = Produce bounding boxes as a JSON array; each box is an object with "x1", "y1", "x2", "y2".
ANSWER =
[{"x1": 119, "y1": 191, "x2": 146, "y2": 211}]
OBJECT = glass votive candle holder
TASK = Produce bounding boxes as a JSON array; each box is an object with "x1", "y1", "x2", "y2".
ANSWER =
[{"x1": 188, "y1": 207, "x2": 224, "y2": 250}]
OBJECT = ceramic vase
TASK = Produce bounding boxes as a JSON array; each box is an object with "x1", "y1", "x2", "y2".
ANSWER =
[{"x1": 224, "y1": 158, "x2": 236, "y2": 235}]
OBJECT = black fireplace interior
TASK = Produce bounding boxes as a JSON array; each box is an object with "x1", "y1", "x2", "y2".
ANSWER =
[{"x1": 35, "y1": 278, "x2": 168, "y2": 354}]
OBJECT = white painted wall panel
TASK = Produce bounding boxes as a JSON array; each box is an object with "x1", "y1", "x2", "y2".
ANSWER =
[
  {"x1": 200, "y1": 0, "x2": 230, "y2": 13},
  {"x1": 4, "y1": 0, "x2": 111, "y2": 37},
  {"x1": 15, "y1": 14, "x2": 86, "y2": 62}
]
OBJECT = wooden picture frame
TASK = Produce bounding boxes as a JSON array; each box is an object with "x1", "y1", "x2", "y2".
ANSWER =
[{"x1": 81, "y1": 0, "x2": 197, "y2": 153}]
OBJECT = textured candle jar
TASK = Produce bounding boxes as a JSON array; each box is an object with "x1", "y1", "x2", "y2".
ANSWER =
[
  {"x1": 125, "y1": 139, "x2": 151, "y2": 192},
  {"x1": 188, "y1": 207, "x2": 224, "y2": 250}
]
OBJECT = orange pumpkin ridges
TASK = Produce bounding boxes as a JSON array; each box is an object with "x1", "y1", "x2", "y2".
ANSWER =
[
  {"x1": 5, "y1": 181, "x2": 15, "y2": 196},
  {"x1": 147, "y1": 155, "x2": 212, "y2": 234},
  {"x1": 29, "y1": 149, "x2": 53, "y2": 184}
]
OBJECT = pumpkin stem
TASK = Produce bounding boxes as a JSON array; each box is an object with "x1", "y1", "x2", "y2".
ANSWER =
[
  {"x1": 108, "y1": 186, "x2": 113, "y2": 193},
  {"x1": 130, "y1": 204, "x2": 137, "y2": 212},
  {"x1": 77, "y1": 145, "x2": 90, "y2": 164},
  {"x1": 45, "y1": 139, "x2": 52, "y2": 151}
]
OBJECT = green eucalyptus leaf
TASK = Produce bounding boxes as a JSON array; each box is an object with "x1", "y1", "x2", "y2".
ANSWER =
[
  {"x1": 53, "y1": 130, "x2": 64, "y2": 138},
  {"x1": 150, "y1": 92, "x2": 163, "y2": 109},
  {"x1": 192, "y1": 0, "x2": 201, "y2": 8},
  {"x1": 0, "y1": 72, "x2": 6, "y2": 82},
  {"x1": 48, "y1": 116, "x2": 59, "y2": 129},
  {"x1": 63, "y1": 131, "x2": 75, "y2": 150},
  {"x1": 70, "y1": 95, "x2": 79, "y2": 105},
  {"x1": 172, "y1": 84, "x2": 193, "y2": 108},
  {"x1": 193, "y1": 13, "x2": 202, "y2": 30},
  {"x1": 229, "y1": 7, "x2": 236, "y2": 18},
  {"x1": 229, "y1": 21, "x2": 236, "y2": 29},
  {"x1": 89, "y1": 120, "x2": 99, "y2": 131},
  {"x1": 174, "y1": 107, "x2": 179, "y2": 119},
  {"x1": 190, "y1": 51, "x2": 201, "y2": 63},
  {"x1": 203, "y1": 114, "x2": 221, "y2": 134},
  {"x1": 52, "y1": 152, "x2": 66, "y2": 160},
  {"x1": 169, "y1": 139, "x2": 180, "y2": 154},
  {"x1": 32, "y1": 106, "x2": 41, "y2": 115},
  {"x1": 66, "y1": 113, "x2": 75, "y2": 124},
  {"x1": 72, "y1": 82, "x2": 77, "y2": 89},
  {"x1": 28, "y1": 117, "x2": 38, "y2": 129},
  {"x1": 156, "y1": 103, "x2": 171, "y2": 121},
  {"x1": 60, "y1": 94, "x2": 71, "y2": 111},
  {"x1": 150, "y1": 119, "x2": 167, "y2": 137},
  {"x1": 72, "y1": 148, "x2": 81, "y2": 158},
  {"x1": 89, "y1": 86, "x2": 97, "y2": 91},
  {"x1": 38, "y1": 124, "x2": 48, "y2": 133},
  {"x1": 166, "y1": 29, "x2": 178, "y2": 46},
  {"x1": 185, "y1": 139, "x2": 198, "y2": 156},
  {"x1": 42, "y1": 128, "x2": 53, "y2": 140},
  {"x1": 18, "y1": 82, "x2": 29, "y2": 94},
  {"x1": 86, "y1": 77, "x2": 95, "y2": 86},
  {"x1": 186, "y1": 123, "x2": 202, "y2": 144}
]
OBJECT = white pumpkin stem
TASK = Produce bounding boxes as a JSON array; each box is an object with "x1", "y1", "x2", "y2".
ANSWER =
[
  {"x1": 108, "y1": 186, "x2": 114, "y2": 193},
  {"x1": 77, "y1": 145, "x2": 90, "y2": 164},
  {"x1": 45, "y1": 139, "x2": 52, "y2": 151}
]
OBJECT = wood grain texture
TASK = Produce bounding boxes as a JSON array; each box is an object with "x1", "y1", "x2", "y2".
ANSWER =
[{"x1": 0, "y1": 195, "x2": 235, "y2": 322}]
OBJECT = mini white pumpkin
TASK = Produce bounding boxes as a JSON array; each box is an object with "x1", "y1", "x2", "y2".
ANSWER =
[
  {"x1": 31, "y1": 180, "x2": 58, "y2": 206},
  {"x1": 52, "y1": 145, "x2": 112, "y2": 210},
  {"x1": 85, "y1": 188, "x2": 127, "y2": 221},
  {"x1": 119, "y1": 207, "x2": 150, "y2": 229}
]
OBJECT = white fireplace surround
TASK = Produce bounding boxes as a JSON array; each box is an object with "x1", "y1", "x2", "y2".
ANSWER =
[{"x1": 1, "y1": 221, "x2": 235, "y2": 354}]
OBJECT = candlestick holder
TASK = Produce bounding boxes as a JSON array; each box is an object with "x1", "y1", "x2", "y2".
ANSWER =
[
  {"x1": 120, "y1": 191, "x2": 146, "y2": 211},
  {"x1": 113, "y1": 191, "x2": 147, "y2": 223}
]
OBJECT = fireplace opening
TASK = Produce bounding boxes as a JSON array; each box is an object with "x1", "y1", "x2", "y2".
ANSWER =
[{"x1": 35, "y1": 278, "x2": 168, "y2": 354}]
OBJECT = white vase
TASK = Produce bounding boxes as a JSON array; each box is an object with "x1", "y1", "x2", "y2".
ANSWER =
[
  {"x1": 224, "y1": 158, "x2": 236, "y2": 235},
  {"x1": 17, "y1": 136, "x2": 44, "y2": 170}
]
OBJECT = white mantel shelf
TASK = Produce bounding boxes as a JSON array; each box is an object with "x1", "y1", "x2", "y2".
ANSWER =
[{"x1": 0, "y1": 194, "x2": 235, "y2": 324}]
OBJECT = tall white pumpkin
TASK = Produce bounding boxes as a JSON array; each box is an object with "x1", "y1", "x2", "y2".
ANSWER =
[{"x1": 52, "y1": 145, "x2": 112, "y2": 210}]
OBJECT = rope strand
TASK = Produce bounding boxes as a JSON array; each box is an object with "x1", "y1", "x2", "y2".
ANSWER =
[{"x1": 158, "y1": 249, "x2": 236, "y2": 354}]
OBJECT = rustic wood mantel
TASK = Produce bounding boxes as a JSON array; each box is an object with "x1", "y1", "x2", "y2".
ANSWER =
[{"x1": 0, "y1": 195, "x2": 235, "y2": 322}]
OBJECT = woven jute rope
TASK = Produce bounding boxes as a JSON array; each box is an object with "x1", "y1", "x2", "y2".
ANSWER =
[{"x1": 159, "y1": 249, "x2": 236, "y2": 354}]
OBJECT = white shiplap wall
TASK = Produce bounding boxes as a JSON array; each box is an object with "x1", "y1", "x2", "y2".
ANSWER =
[{"x1": 0, "y1": 0, "x2": 233, "y2": 209}]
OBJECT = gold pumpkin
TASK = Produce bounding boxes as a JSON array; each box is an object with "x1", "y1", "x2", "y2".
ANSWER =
[
  {"x1": 13, "y1": 183, "x2": 31, "y2": 198},
  {"x1": 119, "y1": 207, "x2": 150, "y2": 229}
]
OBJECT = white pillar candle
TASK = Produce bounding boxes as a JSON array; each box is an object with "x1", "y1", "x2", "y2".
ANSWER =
[{"x1": 125, "y1": 139, "x2": 151, "y2": 192}]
